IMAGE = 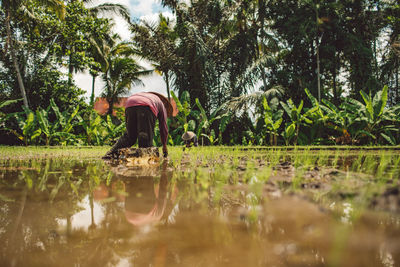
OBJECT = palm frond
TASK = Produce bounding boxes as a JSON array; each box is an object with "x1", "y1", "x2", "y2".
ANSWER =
[
  {"x1": 89, "y1": 3, "x2": 131, "y2": 24},
  {"x1": 225, "y1": 87, "x2": 284, "y2": 113}
]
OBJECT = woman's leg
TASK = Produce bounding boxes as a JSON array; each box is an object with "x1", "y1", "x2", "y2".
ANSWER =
[
  {"x1": 102, "y1": 107, "x2": 137, "y2": 158},
  {"x1": 136, "y1": 106, "x2": 156, "y2": 147},
  {"x1": 125, "y1": 106, "x2": 138, "y2": 143}
]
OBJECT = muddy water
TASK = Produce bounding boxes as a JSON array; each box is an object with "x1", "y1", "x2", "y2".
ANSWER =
[{"x1": 0, "y1": 148, "x2": 400, "y2": 267}]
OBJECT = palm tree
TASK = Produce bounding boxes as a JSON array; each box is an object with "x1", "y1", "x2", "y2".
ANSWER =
[
  {"x1": 151, "y1": 0, "x2": 271, "y2": 112},
  {"x1": 87, "y1": 2, "x2": 130, "y2": 22},
  {"x1": 87, "y1": 23, "x2": 119, "y2": 106},
  {"x1": 159, "y1": 0, "x2": 179, "y2": 10},
  {"x1": 131, "y1": 14, "x2": 178, "y2": 100},
  {"x1": 1, "y1": 0, "x2": 65, "y2": 108},
  {"x1": 226, "y1": 86, "x2": 285, "y2": 116},
  {"x1": 101, "y1": 42, "x2": 152, "y2": 115},
  {"x1": 66, "y1": 0, "x2": 131, "y2": 87}
]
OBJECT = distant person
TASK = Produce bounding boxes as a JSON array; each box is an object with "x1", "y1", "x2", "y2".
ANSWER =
[
  {"x1": 103, "y1": 92, "x2": 178, "y2": 159},
  {"x1": 182, "y1": 131, "x2": 198, "y2": 149}
]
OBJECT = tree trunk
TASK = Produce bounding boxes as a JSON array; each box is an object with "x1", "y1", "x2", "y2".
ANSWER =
[
  {"x1": 165, "y1": 71, "x2": 171, "y2": 100},
  {"x1": 68, "y1": 45, "x2": 75, "y2": 87},
  {"x1": 316, "y1": 39, "x2": 321, "y2": 103},
  {"x1": 68, "y1": 53, "x2": 73, "y2": 87},
  {"x1": 258, "y1": 0, "x2": 268, "y2": 91},
  {"x1": 315, "y1": 5, "x2": 321, "y2": 103},
  {"x1": 108, "y1": 98, "x2": 114, "y2": 116},
  {"x1": 332, "y1": 51, "x2": 338, "y2": 105},
  {"x1": 396, "y1": 60, "x2": 399, "y2": 104},
  {"x1": 5, "y1": 10, "x2": 29, "y2": 109},
  {"x1": 90, "y1": 74, "x2": 96, "y2": 106}
]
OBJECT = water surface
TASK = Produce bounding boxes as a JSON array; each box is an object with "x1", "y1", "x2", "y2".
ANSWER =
[{"x1": 0, "y1": 147, "x2": 400, "y2": 267}]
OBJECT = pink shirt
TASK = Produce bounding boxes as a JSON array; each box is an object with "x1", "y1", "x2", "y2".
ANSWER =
[{"x1": 125, "y1": 92, "x2": 168, "y2": 146}]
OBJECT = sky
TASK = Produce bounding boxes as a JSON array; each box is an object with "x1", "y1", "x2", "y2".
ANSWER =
[{"x1": 75, "y1": 0, "x2": 174, "y2": 102}]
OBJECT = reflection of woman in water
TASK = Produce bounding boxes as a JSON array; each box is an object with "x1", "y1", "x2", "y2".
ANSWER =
[
  {"x1": 93, "y1": 163, "x2": 177, "y2": 227},
  {"x1": 124, "y1": 172, "x2": 169, "y2": 226}
]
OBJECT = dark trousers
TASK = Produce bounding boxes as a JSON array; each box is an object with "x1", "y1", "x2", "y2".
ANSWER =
[{"x1": 109, "y1": 106, "x2": 156, "y2": 153}]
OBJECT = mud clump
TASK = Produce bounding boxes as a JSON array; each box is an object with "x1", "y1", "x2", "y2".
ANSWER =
[
  {"x1": 269, "y1": 162, "x2": 335, "y2": 192},
  {"x1": 105, "y1": 147, "x2": 160, "y2": 167},
  {"x1": 117, "y1": 147, "x2": 159, "y2": 159},
  {"x1": 370, "y1": 185, "x2": 400, "y2": 213},
  {"x1": 106, "y1": 147, "x2": 162, "y2": 177}
]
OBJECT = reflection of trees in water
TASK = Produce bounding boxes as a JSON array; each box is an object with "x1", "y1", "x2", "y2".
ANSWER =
[
  {"x1": 2, "y1": 154, "x2": 400, "y2": 266},
  {"x1": 0, "y1": 158, "x2": 114, "y2": 266}
]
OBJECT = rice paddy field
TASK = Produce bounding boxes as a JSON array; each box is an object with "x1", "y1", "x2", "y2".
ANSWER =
[{"x1": 0, "y1": 146, "x2": 400, "y2": 267}]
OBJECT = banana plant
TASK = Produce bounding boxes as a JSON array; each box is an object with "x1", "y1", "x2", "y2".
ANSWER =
[
  {"x1": 0, "y1": 99, "x2": 21, "y2": 109},
  {"x1": 77, "y1": 110, "x2": 104, "y2": 145},
  {"x1": 304, "y1": 88, "x2": 333, "y2": 144},
  {"x1": 171, "y1": 91, "x2": 192, "y2": 131},
  {"x1": 201, "y1": 129, "x2": 219, "y2": 145},
  {"x1": 304, "y1": 89, "x2": 328, "y2": 121},
  {"x1": 50, "y1": 99, "x2": 79, "y2": 145},
  {"x1": 343, "y1": 86, "x2": 400, "y2": 145},
  {"x1": 0, "y1": 99, "x2": 21, "y2": 127},
  {"x1": 282, "y1": 123, "x2": 296, "y2": 146},
  {"x1": 11, "y1": 107, "x2": 41, "y2": 145},
  {"x1": 242, "y1": 129, "x2": 262, "y2": 146},
  {"x1": 320, "y1": 98, "x2": 356, "y2": 144},
  {"x1": 102, "y1": 115, "x2": 126, "y2": 145},
  {"x1": 36, "y1": 108, "x2": 57, "y2": 145},
  {"x1": 263, "y1": 97, "x2": 283, "y2": 146},
  {"x1": 170, "y1": 91, "x2": 196, "y2": 144},
  {"x1": 280, "y1": 99, "x2": 314, "y2": 145},
  {"x1": 195, "y1": 98, "x2": 229, "y2": 141}
]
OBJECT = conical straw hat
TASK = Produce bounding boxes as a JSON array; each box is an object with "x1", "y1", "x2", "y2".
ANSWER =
[
  {"x1": 182, "y1": 131, "x2": 195, "y2": 141},
  {"x1": 148, "y1": 92, "x2": 178, "y2": 117}
]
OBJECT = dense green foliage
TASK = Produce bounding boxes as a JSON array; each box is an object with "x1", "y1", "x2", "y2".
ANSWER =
[{"x1": 1, "y1": 0, "x2": 400, "y2": 146}]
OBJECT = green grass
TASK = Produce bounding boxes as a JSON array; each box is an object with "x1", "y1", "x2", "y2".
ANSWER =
[
  {"x1": 0, "y1": 146, "x2": 110, "y2": 160},
  {"x1": 1, "y1": 145, "x2": 399, "y2": 162}
]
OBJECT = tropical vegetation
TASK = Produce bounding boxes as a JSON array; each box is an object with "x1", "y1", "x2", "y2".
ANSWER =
[{"x1": 1, "y1": 0, "x2": 400, "y2": 147}]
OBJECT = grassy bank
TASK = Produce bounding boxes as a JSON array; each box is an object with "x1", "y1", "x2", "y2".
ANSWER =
[{"x1": 1, "y1": 145, "x2": 400, "y2": 161}]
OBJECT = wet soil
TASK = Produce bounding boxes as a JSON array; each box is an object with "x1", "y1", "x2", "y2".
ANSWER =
[{"x1": 0, "y1": 147, "x2": 399, "y2": 266}]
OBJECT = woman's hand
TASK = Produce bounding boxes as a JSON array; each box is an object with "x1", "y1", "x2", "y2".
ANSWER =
[{"x1": 162, "y1": 144, "x2": 168, "y2": 157}]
